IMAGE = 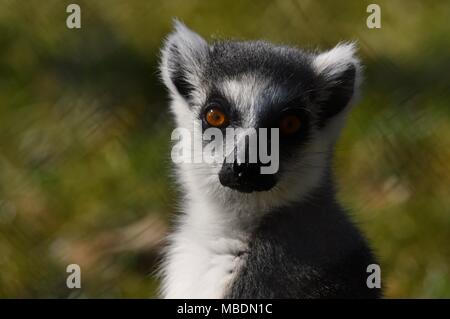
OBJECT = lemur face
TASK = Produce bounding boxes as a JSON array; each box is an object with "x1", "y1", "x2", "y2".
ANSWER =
[{"x1": 161, "y1": 21, "x2": 360, "y2": 205}]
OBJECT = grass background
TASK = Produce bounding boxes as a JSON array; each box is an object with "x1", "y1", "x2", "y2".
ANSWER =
[{"x1": 0, "y1": 0, "x2": 449, "y2": 298}]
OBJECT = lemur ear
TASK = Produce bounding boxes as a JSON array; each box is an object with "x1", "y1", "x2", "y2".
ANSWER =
[
  {"x1": 312, "y1": 43, "x2": 361, "y2": 127},
  {"x1": 160, "y1": 20, "x2": 209, "y2": 100}
]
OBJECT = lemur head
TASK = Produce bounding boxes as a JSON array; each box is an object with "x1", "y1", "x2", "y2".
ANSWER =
[{"x1": 160, "y1": 21, "x2": 361, "y2": 210}]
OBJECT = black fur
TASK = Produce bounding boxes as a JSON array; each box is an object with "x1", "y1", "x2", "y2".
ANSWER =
[
  {"x1": 226, "y1": 173, "x2": 381, "y2": 299},
  {"x1": 316, "y1": 65, "x2": 357, "y2": 128},
  {"x1": 208, "y1": 41, "x2": 316, "y2": 90}
]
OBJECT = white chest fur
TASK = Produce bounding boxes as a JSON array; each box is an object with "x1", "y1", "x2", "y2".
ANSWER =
[{"x1": 159, "y1": 199, "x2": 249, "y2": 299}]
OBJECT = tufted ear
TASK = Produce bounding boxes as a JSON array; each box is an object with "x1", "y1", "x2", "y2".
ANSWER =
[
  {"x1": 160, "y1": 20, "x2": 209, "y2": 101},
  {"x1": 312, "y1": 43, "x2": 362, "y2": 127}
]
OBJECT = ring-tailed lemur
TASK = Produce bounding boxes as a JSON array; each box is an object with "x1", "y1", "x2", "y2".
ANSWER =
[{"x1": 158, "y1": 21, "x2": 381, "y2": 299}]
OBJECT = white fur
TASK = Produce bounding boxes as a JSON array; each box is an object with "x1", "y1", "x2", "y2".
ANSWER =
[
  {"x1": 313, "y1": 42, "x2": 360, "y2": 81},
  {"x1": 158, "y1": 190, "x2": 249, "y2": 298},
  {"x1": 221, "y1": 74, "x2": 270, "y2": 128}
]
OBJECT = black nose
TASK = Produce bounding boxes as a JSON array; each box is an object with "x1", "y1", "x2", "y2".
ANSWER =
[{"x1": 218, "y1": 160, "x2": 276, "y2": 193}]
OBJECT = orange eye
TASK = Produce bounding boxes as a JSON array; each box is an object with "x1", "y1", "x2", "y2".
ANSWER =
[
  {"x1": 279, "y1": 114, "x2": 301, "y2": 135},
  {"x1": 205, "y1": 107, "x2": 228, "y2": 127}
]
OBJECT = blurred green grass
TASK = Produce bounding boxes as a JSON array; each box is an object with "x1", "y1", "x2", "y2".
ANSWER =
[{"x1": 0, "y1": 0, "x2": 449, "y2": 298}]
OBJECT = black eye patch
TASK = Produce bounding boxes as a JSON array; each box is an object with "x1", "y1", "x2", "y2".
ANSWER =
[
  {"x1": 199, "y1": 90, "x2": 242, "y2": 132},
  {"x1": 253, "y1": 101, "x2": 313, "y2": 161}
]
